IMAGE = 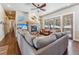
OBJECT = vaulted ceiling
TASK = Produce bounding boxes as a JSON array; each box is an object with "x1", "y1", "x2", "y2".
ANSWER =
[{"x1": 1, "y1": 3, "x2": 76, "y2": 16}]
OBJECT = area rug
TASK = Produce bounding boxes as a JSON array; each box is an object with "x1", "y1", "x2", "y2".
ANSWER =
[{"x1": 0, "y1": 45, "x2": 8, "y2": 55}]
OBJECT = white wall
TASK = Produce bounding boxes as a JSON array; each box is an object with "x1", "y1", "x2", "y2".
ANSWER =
[
  {"x1": 0, "y1": 4, "x2": 5, "y2": 41},
  {"x1": 43, "y1": 4, "x2": 79, "y2": 41}
]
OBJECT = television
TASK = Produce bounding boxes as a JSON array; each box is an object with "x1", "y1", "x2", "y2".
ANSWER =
[
  {"x1": 17, "y1": 24, "x2": 28, "y2": 29},
  {"x1": 31, "y1": 25, "x2": 37, "y2": 32}
]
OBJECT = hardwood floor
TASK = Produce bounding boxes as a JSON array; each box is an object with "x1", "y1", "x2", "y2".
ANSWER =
[
  {"x1": 0, "y1": 31, "x2": 79, "y2": 55},
  {"x1": 68, "y1": 39, "x2": 79, "y2": 55},
  {"x1": 0, "y1": 31, "x2": 21, "y2": 55}
]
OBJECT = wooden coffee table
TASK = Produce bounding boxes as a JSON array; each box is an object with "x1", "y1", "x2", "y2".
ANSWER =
[
  {"x1": 40, "y1": 29, "x2": 52, "y2": 36},
  {"x1": 31, "y1": 32, "x2": 44, "y2": 40}
]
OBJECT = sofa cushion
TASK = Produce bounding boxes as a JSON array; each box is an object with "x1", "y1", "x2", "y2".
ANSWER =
[
  {"x1": 62, "y1": 32, "x2": 67, "y2": 36},
  {"x1": 55, "y1": 32, "x2": 63, "y2": 39},
  {"x1": 21, "y1": 31, "x2": 33, "y2": 46},
  {"x1": 33, "y1": 34, "x2": 57, "y2": 49}
]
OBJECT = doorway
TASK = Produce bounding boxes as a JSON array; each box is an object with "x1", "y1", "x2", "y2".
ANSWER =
[{"x1": 9, "y1": 20, "x2": 15, "y2": 32}]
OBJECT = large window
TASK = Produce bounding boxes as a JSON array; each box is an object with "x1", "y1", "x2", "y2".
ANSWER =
[
  {"x1": 53, "y1": 17, "x2": 61, "y2": 26},
  {"x1": 53, "y1": 16, "x2": 61, "y2": 32},
  {"x1": 63, "y1": 14, "x2": 72, "y2": 26},
  {"x1": 63, "y1": 14, "x2": 73, "y2": 39},
  {"x1": 45, "y1": 16, "x2": 61, "y2": 32},
  {"x1": 44, "y1": 13, "x2": 73, "y2": 39}
]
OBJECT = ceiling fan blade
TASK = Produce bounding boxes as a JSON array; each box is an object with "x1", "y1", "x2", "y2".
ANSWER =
[
  {"x1": 32, "y1": 3, "x2": 46, "y2": 11},
  {"x1": 32, "y1": 3, "x2": 38, "y2": 8},
  {"x1": 39, "y1": 3, "x2": 46, "y2": 8},
  {"x1": 40, "y1": 8, "x2": 46, "y2": 11}
]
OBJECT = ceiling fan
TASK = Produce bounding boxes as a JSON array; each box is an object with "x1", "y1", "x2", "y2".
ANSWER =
[{"x1": 32, "y1": 3, "x2": 46, "y2": 11}]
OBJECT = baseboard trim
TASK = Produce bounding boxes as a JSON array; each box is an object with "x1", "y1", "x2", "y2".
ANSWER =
[
  {"x1": 0, "y1": 32, "x2": 11, "y2": 42},
  {"x1": 0, "y1": 35, "x2": 5, "y2": 41},
  {"x1": 73, "y1": 39, "x2": 79, "y2": 42}
]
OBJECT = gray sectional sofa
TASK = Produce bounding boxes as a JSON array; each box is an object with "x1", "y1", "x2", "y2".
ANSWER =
[{"x1": 16, "y1": 30, "x2": 68, "y2": 55}]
